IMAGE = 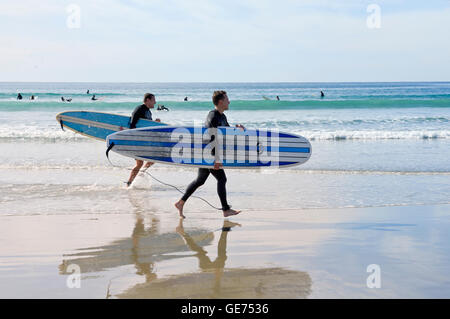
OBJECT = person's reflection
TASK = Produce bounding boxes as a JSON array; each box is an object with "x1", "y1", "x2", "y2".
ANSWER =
[
  {"x1": 131, "y1": 213, "x2": 158, "y2": 282},
  {"x1": 175, "y1": 219, "x2": 241, "y2": 296}
]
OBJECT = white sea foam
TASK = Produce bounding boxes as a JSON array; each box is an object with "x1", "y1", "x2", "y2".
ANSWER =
[
  {"x1": 295, "y1": 130, "x2": 450, "y2": 140},
  {"x1": 1, "y1": 126, "x2": 449, "y2": 141}
]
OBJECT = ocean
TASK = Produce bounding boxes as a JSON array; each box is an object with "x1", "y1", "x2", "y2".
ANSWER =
[
  {"x1": 1, "y1": 82, "x2": 450, "y2": 299},
  {"x1": 1, "y1": 82, "x2": 449, "y2": 214}
]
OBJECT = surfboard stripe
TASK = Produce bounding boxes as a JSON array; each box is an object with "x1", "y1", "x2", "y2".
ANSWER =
[
  {"x1": 136, "y1": 126, "x2": 302, "y2": 139},
  {"x1": 110, "y1": 134, "x2": 309, "y2": 146},
  {"x1": 58, "y1": 114, "x2": 125, "y2": 132},
  {"x1": 114, "y1": 147, "x2": 310, "y2": 160},
  {"x1": 56, "y1": 111, "x2": 166, "y2": 141},
  {"x1": 136, "y1": 155, "x2": 299, "y2": 167},
  {"x1": 109, "y1": 139, "x2": 310, "y2": 153}
]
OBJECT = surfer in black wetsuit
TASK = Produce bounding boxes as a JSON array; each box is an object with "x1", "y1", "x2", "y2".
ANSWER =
[
  {"x1": 91, "y1": 95, "x2": 98, "y2": 101},
  {"x1": 320, "y1": 91, "x2": 325, "y2": 98},
  {"x1": 174, "y1": 90, "x2": 244, "y2": 219},
  {"x1": 126, "y1": 93, "x2": 161, "y2": 187},
  {"x1": 157, "y1": 104, "x2": 169, "y2": 111},
  {"x1": 17, "y1": 93, "x2": 23, "y2": 100}
]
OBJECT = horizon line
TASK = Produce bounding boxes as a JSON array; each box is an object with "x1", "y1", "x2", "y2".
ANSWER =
[{"x1": 1, "y1": 80, "x2": 450, "y2": 84}]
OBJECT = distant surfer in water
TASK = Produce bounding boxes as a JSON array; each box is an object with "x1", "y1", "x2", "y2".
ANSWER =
[
  {"x1": 17, "y1": 93, "x2": 23, "y2": 100},
  {"x1": 320, "y1": 91, "x2": 325, "y2": 98},
  {"x1": 175, "y1": 90, "x2": 243, "y2": 219},
  {"x1": 157, "y1": 104, "x2": 169, "y2": 111},
  {"x1": 276, "y1": 96, "x2": 280, "y2": 101},
  {"x1": 87, "y1": 90, "x2": 90, "y2": 94},
  {"x1": 184, "y1": 96, "x2": 188, "y2": 101},
  {"x1": 91, "y1": 95, "x2": 98, "y2": 101},
  {"x1": 126, "y1": 93, "x2": 161, "y2": 187},
  {"x1": 30, "y1": 95, "x2": 35, "y2": 100}
]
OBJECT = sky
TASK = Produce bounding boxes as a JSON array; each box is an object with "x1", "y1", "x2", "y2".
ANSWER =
[{"x1": 0, "y1": 0, "x2": 449, "y2": 82}]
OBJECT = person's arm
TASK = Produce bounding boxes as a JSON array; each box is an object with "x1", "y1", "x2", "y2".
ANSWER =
[
  {"x1": 130, "y1": 106, "x2": 144, "y2": 129},
  {"x1": 212, "y1": 117, "x2": 223, "y2": 169},
  {"x1": 206, "y1": 112, "x2": 223, "y2": 169},
  {"x1": 207, "y1": 112, "x2": 219, "y2": 128}
]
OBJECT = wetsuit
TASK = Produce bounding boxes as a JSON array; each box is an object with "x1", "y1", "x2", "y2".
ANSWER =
[
  {"x1": 181, "y1": 109, "x2": 231, "y2": 211},
  {"x1": 130, "y1": 104, "x2": 153, "y2": 129}
]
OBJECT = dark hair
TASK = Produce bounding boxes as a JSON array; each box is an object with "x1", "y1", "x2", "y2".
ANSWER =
[
  {"x1": 143, "y1": 93, "x2": 155, "y2": 102},
  {"x1": 212, "y1": 90, "x2": 227, "y2": 106}
]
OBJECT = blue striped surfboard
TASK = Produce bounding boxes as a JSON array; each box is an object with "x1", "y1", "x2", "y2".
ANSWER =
[
  {"x1": 106, "y1": 126, "x2": 312, "y2": 168},
  {"x1": 56, "y1": 111, "x2": 167, "y2": 141}
]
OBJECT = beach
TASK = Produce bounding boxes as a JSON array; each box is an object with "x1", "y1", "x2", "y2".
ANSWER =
[
  {"x1": 1, "y1": 194, "x2": 449, "y2": 298},
  {"x1": 1, "y1": 82, "x2": 450, "y2": 298}
]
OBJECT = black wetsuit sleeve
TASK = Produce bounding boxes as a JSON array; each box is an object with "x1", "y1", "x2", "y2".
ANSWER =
[
  {"x1": 223, "y1": 116, "x2": 230, "y2": 127},
  {"x1": 130, "y1": 105, "x2": 145, "y2": 129},
  {"x1": 205, "y1": 110, "x2": 219, "y2": 128}
]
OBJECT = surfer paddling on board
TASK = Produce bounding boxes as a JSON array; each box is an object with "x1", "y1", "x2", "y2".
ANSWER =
[
  {"x1": 175, "y1": 91, "x2": 244, "y2": 219},
  {"x1": 126, "y1": 93, "x2": 161, "y2": 187}
]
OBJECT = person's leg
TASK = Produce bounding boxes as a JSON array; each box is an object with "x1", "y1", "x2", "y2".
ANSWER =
[
  {"x1": 209, "y1": 169, "x2": 230, "y2": 211},
  {"x1": 175, "y1": 168, "x2": 210, "y2": 218},
  {"x1": 210, "y1": 169, "x2": 241, "y2": 217},
  {"x1": 143, "y1": 161, "x2": 154, "y2": 169},
  {"x1": 127, "y1": 160, "x2": 144, "y2": 186}
]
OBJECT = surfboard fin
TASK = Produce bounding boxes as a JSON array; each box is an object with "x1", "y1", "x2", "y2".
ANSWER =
[
  {"x1": 59, "y1": 120, "x2": 65, "y2": 131},
  {"x1": 106, "y1": 142, "x2": 115, "y2": 161}
]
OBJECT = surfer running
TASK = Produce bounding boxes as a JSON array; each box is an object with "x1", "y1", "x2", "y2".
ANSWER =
[
  {"x1": 174, "y1": 90, "x2": 243, "y2": 219},
  {"x1": 126, "y1": 93, "x2": 161, "y2": 187}
]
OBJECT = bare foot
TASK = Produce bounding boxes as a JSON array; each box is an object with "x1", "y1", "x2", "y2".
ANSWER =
[
  {"x1": 223, "y1": 209, "x2": 241, "y2": 217},
  {"x1": 174, "y1": 200, "x2": 186, "y2": 219}
]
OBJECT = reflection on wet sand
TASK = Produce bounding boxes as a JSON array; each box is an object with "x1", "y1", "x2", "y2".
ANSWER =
[
  {"x1": 60, "y1": 191, "x2": 311, "y2": 298},
  {"x1": 59, "y1": 192, "x2": 214, "y2": 278},
  {"x1": 117, "y1": 219, "x2": 312, "y2": 299}
]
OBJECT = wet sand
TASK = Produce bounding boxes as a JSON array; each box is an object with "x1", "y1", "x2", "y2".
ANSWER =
[{"x1": 1, "y1": 203, "x2": 449, "y2": 298}]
